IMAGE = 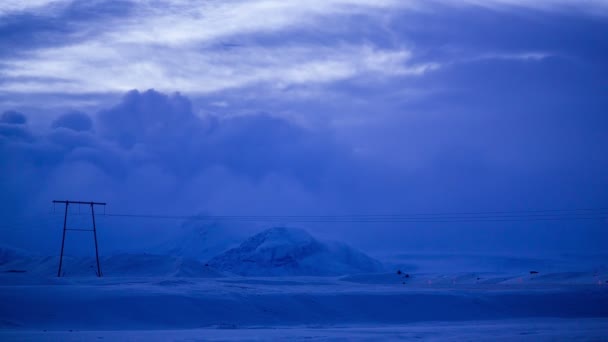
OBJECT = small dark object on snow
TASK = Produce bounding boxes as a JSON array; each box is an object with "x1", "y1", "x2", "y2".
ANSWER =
[
  {"x1": 5, "y1": 269, "x2": 26, "y2": 273},
  {"x1": 402, "y1": 282, "x2": 406, "y2": 284},
  {"x1": 405, "y1": 274, "x2": 410, "y2": 278},
  {"x1": 397, "y1": 270, "x2": 402, "y2": 275},
  {"x1": 205, "y1": 263, "x2": 209, "y2": 267},
  {"x1": 530, "y1": 271, "x2": 539, "y2": 275},
  {"x1": 476, "y1": 277, "x2": 481, "y2": 280}
]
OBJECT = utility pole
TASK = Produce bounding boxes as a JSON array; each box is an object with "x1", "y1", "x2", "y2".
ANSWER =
[{"x1": 53, "y1": 200, "x2": 106, "y2": 277}]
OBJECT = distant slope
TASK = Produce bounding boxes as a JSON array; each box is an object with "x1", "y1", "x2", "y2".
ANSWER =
[
  {"x1": 0, "y1": 246, "x2": 222, "y2": 278},
  {"x1": 208, "y1": 227, "x2": 383, "y2": 276}
]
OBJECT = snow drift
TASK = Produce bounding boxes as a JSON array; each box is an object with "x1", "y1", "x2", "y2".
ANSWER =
[
  {"x1": 100, "y1": 254, "x2": 222, "y2": 277},
  {"x1": 208, "y1": 227, "x2": 383, "y2": 276},
  {"x1": 1, "y1": 277, "x2": 607, "y2": 331}
]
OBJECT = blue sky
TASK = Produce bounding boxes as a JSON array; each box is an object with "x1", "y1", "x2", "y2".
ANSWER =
[{"x1": 1, "y1": 1, "x2": 607, "y2": 255}]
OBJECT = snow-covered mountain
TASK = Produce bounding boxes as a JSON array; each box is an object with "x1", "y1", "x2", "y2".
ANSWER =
[{"x1": 208, "y1": 227, "x2": 383, "y2": 276}]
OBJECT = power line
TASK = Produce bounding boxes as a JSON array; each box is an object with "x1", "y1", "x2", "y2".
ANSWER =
[
  {"x1": 101, "y1": 216, "x2": 605, "y2": 223},
  {"x1": 0, "y1": 208, "x2": 605, "y2": 230},
  {"x1": 99, "y1": 208, "x2": 608, "y2": 223}
]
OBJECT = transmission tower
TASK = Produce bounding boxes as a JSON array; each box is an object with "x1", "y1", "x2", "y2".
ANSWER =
[{"x1": 53, "y1": 200, "x2": 106, "y2": 277}]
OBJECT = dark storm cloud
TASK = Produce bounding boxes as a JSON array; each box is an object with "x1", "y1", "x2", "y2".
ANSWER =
[
  {"x1": 1, "y1": 110, "x2": 27, "y2": 124},
  {"x1": 52, "y1": 111, "x2": 93, "y2": 131},
  {"x1": 0, "y1": 111, "x2": 32, "y2": 140},
  {"x1": 0, "y1": 124, "x2": 31, "y2": 141},
  {"x1": 93, "y1": 90, "x2": 348, "y2": 184},
  {"x1": 0, "y1": 90, "x2": 362, "y2": 253},
  {"x1": 17, "y1": 89, "x2": 349, "y2": 185}
]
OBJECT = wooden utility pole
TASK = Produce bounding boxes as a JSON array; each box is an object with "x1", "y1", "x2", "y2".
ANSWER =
[{"x1": 53, "y1": 200, "x2": 106, "y2": 277}]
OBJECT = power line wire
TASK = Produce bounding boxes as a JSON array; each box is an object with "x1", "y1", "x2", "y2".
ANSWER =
[
  {"x1": 0, "y1": 207, "x2": 606, "y2": 231},
  {"x1": 100, "y1": 208, "x2": 608, "y2": 223}
]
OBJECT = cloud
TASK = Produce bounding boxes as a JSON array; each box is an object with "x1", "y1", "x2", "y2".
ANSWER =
[
  {"x1": 0, "y1": 123, "x2": 31, "y2": 140},
  {"x1": 439, "y1": 0, "x2": 608, "y2": 15},
  {"x1": 0, "y1": 0, "x2": 434, "y2": 96},
  {"x1": 2, "y1": 0, "x2": 603, "y2": 98},
  {"x1": 95, "y1": 89, "x2": 349, "y2": 183},
  {"x1": 1, "y1": 1, "x2": 607, "y2": 255},
  {"x1": 0, "y1": 92, "x2": 279, "y2": 247},
  {"x1": 2, "y1": 89, "x2": 403, "y2": 254},
  {"x1": 1, "y1": 87, "x2": 607, "y2": 255},
  {"x1": 1, "y1": 110, "x2": 27, "y2": 124},
  {"x1": 109, "y1": 0, "x2": 407, "y2": 46},
  {"x1": 52, "y1": 111, "x2": 93, "y2": 131},
  {"x1": 0, "y1": 89, "x2": 353, "y2": 215},
  {"x1": 0, "y1": 43, "x2": 432, "y2": 94},
  {"x1": 0, "y1": 110, "x2": 31, "y2": 140},
  {"x1": 474, "y1": 52, "x2": 553, "y2": 62},
  {"x1": 0, "y1": 0, "x2": 69, "y2": 16}
]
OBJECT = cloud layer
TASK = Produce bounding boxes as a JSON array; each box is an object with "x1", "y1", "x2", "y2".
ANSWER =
[
  {"x1": 1, "y1": 1, "x2": 607, "y2": 256},
  {"x1": 4, "y1": 0, "x2": 604, "y2": 97},
  {"x1": 0, "y1": 90, "x2": 364, "y2": 253},
  {"x1": 1, "y1": 86, "x2": 607, "y2": 256}
]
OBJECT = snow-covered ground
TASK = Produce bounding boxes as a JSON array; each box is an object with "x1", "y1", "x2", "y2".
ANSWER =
[
  {"x1": 1, "y1": 227, "x2": 607, "y2": 340},
  {"x1": 0, "y1": 273, "x2": 607, "y2": 341},
  {"x1": 2, "y1": 319, "x2": 608, "y2": 341}
]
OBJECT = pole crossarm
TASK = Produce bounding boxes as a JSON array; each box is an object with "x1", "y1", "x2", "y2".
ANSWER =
[{"x1": 53, "y1": 200, "x2": 106, "y2": 206}]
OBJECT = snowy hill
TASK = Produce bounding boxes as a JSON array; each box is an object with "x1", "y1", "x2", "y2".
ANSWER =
[
  {"x1": 156, "y1": 220, "x2": 243, "y2": 260},
  {"x1": 208, "y1": 227, "x2": 383, "y2": 276}
]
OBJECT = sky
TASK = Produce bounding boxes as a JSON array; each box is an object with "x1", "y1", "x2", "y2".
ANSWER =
[{"x1": 1, "y1": 0, "x2": 607, "y2": 256}]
